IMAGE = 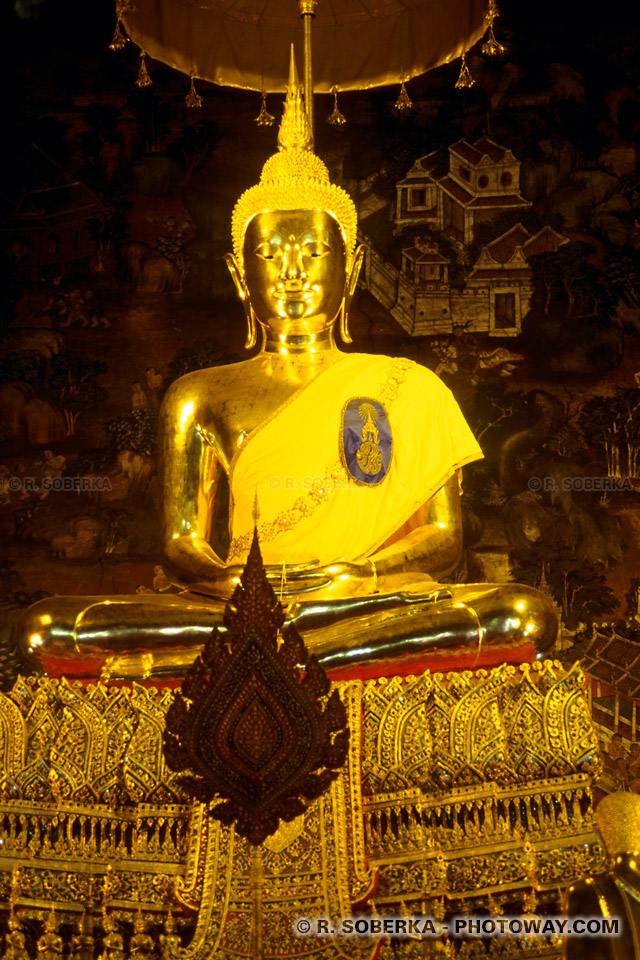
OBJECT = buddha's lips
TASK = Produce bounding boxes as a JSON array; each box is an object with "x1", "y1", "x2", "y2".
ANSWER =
[{"x1": 275, "y1": 288, "x2": 313, "y2": 303}]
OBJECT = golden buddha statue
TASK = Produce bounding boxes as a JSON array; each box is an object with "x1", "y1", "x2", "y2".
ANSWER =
[{"x1": 19, "y1": 52, "x2": 556, "y2": 682}]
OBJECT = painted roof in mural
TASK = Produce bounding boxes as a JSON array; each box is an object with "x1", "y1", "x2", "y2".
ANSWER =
[
  {"x1": 439, "y1": 176, "x2": 529, "y2": 207},
  {"x1": 449, "y1": 136, "x2": 516, "y2": 166},
  {"x1": 403, "y1": 247, "x2": 449, "y2": 264},
  {"x1": 582, "y1": 629, "x2": 640, "y2": 700}
]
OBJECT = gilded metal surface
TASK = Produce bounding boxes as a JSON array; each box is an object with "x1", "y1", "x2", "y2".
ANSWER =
[
  {"x1": 563, "y1": 853, "x2": 640, "y2": 960},
  {"x1": 1, "y1": 661, "x2": 604, "y2": 957},
  {"x1": 561, "y1": 793, "x2": 640, "y2": 960},
  {"x1": 163, "y1": 529, "x2": 349, "y2": 845}
]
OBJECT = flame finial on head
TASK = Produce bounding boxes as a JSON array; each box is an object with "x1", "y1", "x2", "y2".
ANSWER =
[
  {"x1": 231, "y1": 45, "x2": 357, "y2": 271},
  {"x1": 278, "y1": 46, "x2": 311, "y2": 152}
]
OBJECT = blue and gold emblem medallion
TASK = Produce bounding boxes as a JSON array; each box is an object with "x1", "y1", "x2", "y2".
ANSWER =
[{"x1": 340, "y1": 398, "x2": 392, "y2": 485}]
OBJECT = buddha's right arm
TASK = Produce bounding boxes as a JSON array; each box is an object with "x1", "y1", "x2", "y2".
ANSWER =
[{"x1": 159, "y1": 378, "x2": 231, "y2": 589}]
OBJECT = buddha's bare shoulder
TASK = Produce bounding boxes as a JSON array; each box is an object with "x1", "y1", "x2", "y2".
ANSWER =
[{"x1": 161, "y1": 357, "x2": 264, "y2": 410}]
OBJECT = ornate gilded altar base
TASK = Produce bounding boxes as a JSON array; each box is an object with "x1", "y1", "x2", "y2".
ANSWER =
[{"x1": 0, "y1": 661, "x2": 604, "y2": 957}]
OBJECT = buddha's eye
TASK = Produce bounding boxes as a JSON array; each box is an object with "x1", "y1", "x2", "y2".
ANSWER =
[
  {"x1": 255, "y1": 243, "x2": 281, "y2": 261},
  {"x1": 304, "y1": 241, "x2": 330, "y2": 259}
]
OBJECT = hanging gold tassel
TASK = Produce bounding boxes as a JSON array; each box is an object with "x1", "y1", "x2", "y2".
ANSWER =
[
  {"x1": 328, "y1": 87, "x2": 346, "y2": 126},
  {"x1": 136, "y1": 51, "x2": 153, "y2": 88},
  {"x1": 484, "y1": 0, "x2": 499, "y2": 27},
  {"x1": 394, "y1": 80, "x2": 412, "y2": 113},
  {"x1": 254, "y1": 91, "x2": 275, "y2": 127},
  {"x1": 455, "y1": 51, "x2": 474, "y2": 89},
  {"x1": 108, "y1": 20, "x2": 127, "y2": 52},
  {"x1": 185, "y1": 77, "x2": 203, "y2": 108},
  {"x1": 482, "y1": 25, "x2": 505, "y2": 56},
  {"x1": 482, "y1": 0, "x2": 505, "y2": 55}
]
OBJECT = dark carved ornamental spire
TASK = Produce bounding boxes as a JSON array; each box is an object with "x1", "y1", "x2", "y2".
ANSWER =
[{"x1": 163, "y1": 530, "x2": 349, "y2": 846}]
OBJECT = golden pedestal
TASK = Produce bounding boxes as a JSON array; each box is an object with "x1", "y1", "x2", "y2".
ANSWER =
[{"x1": 0, "y1": 661, "x2": 604, "y2": 957}]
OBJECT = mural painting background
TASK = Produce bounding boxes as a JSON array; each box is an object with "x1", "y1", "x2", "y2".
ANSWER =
[{"x1": 1, "y1": 0, "x2": 639, "y2": 794}]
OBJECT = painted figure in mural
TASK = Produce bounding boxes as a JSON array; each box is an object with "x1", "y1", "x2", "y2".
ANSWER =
[
  {"x1": 19, "y1": 55, "x2": 556, "y2": 681},
  {"x1": 563, "y1": 791, "x2": 640, "y2": 960}
]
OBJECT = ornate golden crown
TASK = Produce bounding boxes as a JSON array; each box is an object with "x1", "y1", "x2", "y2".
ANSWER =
[{"x1": 232, "y1": 49, "x2": 357, "y2": 269}]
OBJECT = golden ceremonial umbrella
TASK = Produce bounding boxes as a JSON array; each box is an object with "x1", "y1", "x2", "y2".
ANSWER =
[{"x1": 119, "y1": 0, "x2": 488, "y2": 95}]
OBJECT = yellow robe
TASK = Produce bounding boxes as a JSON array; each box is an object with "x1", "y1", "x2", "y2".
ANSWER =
[{"x1": 228, "y1": 353, "x2": 482, "y2": 565}]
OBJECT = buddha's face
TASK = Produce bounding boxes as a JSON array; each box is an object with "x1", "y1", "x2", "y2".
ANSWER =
[{"x1": 242, "y1": 210, "x2": 347, "y2": 337}]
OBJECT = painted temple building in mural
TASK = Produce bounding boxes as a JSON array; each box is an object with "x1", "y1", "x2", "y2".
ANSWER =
[
  {"x1": 360, "y1": 135, "x2": 569, "y2": 337},
  {"x1": 395, "y1": 136, "x2": 529, "y2": 241}
]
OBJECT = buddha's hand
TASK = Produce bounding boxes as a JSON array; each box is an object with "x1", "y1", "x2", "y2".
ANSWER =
[
  {"x1": 187, "y1": 560, "x2": 324, "y2": 600},
  {"x1": 268, "y1": 559, "x2": 376, "y2": 600}
]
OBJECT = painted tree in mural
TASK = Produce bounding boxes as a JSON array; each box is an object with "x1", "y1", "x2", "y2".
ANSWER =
[
  {"x1": 605, "y1": 250, "x2": 640, "y2": 319},
  {"x1": 126, "y1": 90, "x2": 177, "y2": 154},
  {"x1": 86, "y1": 201, "x2": 129, "y2": 274},
  {"x1": 511, "y1": 541, "x2": 617, "y2": 631},
  {"x1": 94, "y1": 507, "x2": 133, "y2": 555},
  {"x1": 80, "y1": 103, "x2": 122, "y2": 183},
  {"x1": 167, "y1": 120, "x2": 220, "y2": 185},
  {"x1": 45, "y1": 353, "x2": 108, "y2": 436},
  {"x1": 461, "y1": 379, "x2": 529, "y2": 443},
  {"x1": 532, "y1": 242, "x2": 607, "y2": 318},
  {"x1": 579, "y1": 388, "x2": 640, "y2": 477},
  {"x1": 105, "y1": 409, "x2": 158, "y2": 457},
  {"x1": 0, "y1": 351, "x2": 42, "y2": 386},
  {"x1": 523, "y1": 242, "x2": 622, "y2": 374}
]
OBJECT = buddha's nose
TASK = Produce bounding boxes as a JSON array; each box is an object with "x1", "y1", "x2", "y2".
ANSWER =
[{"x1": 280, "y1": 243, "x2": 307, "y2": 287}]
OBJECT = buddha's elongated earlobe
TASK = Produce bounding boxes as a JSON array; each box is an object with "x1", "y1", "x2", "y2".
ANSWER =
[
  {"x1": 339, "y1": 243, "x2": 366, "y2": 344},
  {"x1": 225, "y1": 253, "x2": 258, "y2": 349}
]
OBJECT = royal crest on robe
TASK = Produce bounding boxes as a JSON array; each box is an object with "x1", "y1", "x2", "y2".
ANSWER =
[{"x1": 341, "y1": 397, "x2": 392, "y2": 486}]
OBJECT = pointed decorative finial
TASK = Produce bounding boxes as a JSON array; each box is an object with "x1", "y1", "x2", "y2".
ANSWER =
[
  {"x1": 254, "y1": 91, "x2": 275, "y2": 127},
  {"x1": 455, "y1": 51, "x2": 475, "y2": 89},
  {"x1": 163, "y1": 525, "x2": 350, "y2": 846},
  {"x1": 253, "y1": 491, "x2": 260, "y2": 527},
  {"x1": 278, "y1": 45, "x2": 312, "y2": 152},
  {"x1": 231, "y1": 45, "x2": 358, "y2": 272},
  {"x1": 328, "y1": 87, "x2": 347, "y2": 126},
  {"x1": 185, "y1": 77, "x2": 203, "y2": 108}
]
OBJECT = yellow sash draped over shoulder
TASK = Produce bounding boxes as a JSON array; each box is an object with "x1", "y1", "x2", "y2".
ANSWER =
[{"x1": 228, "y1": 354, "x2": 483, "y2": 565}]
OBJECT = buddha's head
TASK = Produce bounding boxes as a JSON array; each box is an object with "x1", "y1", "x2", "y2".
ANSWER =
[{"x1": 227, "y1": 49, "x2": 363, "y2": 349}]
